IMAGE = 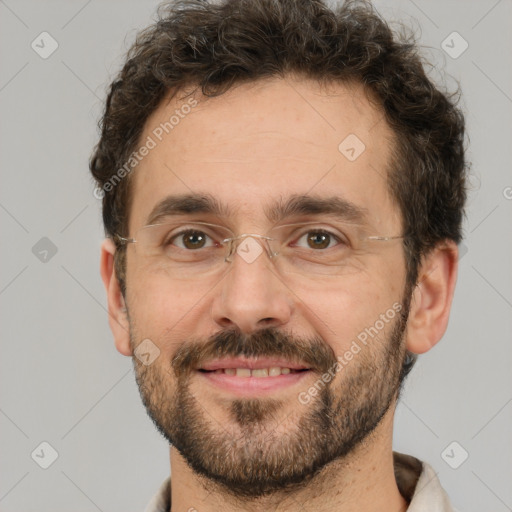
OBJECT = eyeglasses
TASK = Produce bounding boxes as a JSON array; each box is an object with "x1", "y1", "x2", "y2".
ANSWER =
[{"x1": 115, "y1": 220, "x2": 403, "y2": 280}]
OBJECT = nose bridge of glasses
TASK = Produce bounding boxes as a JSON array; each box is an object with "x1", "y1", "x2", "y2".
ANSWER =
[{"x1": 223, "y1": 233, "x2": 276, "y2": 263}]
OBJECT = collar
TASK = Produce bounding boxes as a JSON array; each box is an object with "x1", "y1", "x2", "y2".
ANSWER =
[{"x1": 144, "y1": 452, "x2": 455, "y2": 512}]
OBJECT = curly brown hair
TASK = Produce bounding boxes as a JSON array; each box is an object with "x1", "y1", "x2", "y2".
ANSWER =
[{"x1": 90, "y1": 0, "x2": 467, "y2": 306}]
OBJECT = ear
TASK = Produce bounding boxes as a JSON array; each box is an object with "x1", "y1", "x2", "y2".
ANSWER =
[
  {"x1": 406, "y1": 240, "x2": 459, "y2": 354},
  {"x1": 100, "y1": 238, "x2": 132, "y2": 356}
]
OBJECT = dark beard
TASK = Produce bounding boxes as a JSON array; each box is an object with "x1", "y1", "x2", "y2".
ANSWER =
[{"x1": 133, "y1": 299, "x2": 410, "y2": 499}]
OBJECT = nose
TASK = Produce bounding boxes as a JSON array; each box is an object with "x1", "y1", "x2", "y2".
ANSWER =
[{"x1": 210, "y1": 237, "x2": 293, "y2": 334}]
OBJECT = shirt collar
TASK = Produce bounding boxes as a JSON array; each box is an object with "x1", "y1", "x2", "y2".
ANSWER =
[{"x1": 144, "y1": 452, "x2": 456, "y2": 512}]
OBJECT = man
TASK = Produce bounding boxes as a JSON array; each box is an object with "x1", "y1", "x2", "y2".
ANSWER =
[{"x1": 91, "y1": 0, "x2": 466, "y2": 510}]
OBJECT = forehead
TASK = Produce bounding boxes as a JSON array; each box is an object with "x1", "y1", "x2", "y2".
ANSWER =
[{"x1": 128, "y1": 76, "x2": 400, "y2": 232}]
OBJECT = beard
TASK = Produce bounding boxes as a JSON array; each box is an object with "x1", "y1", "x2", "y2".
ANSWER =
[{"x1": 131, "y1": 296, "x2": 412, "y2": 499}]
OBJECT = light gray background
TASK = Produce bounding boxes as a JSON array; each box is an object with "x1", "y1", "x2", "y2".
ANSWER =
[{"x1": 1, "y1": 1, "x2": 511, "y2": 511}]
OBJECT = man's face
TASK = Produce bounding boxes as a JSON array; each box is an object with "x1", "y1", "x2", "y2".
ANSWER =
[{"x1": 124, "y1": 77, "x2": 409, "y2": 497}]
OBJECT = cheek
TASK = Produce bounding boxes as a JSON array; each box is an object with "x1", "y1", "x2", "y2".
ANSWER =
[
  {"x1": 304, "y1": 267, "x2": 404, "y2": 356},
  {"x1": 126, "y1": 267, "x2": 211, "y2": 348}
]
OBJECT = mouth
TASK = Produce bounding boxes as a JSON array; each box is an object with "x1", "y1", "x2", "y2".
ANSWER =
[{"x1": 196, "y1": 357, "x2": 313, "y2": 396}]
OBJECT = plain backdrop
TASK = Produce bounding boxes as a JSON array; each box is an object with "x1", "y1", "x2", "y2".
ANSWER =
[{"x1": 0, "y1": 1, "x2": 511, "y2": 511}]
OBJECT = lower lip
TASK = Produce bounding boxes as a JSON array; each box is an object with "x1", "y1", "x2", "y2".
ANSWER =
[{"x1": 197, "y1": 370, "x2": 312, "y2": 396}]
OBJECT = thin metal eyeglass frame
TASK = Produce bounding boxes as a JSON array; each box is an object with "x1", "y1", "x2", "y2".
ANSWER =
[{"x1": 114, "y1": 221, "x2": 404, "y2": 263}]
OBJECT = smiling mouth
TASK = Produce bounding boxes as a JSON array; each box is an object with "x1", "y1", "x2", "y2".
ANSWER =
[
  {"x1": 199, "y1": 367, "x2": 309, "y2": 377},
  {"x1": 195, "y1": 358, "x2": 313, "y2": 396}
]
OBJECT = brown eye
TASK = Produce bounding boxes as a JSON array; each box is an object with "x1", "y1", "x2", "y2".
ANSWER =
[
  {"x1": 305, "y1": 231, "x2": 333, "y2": 250},
  {"x1": 174, "y1": 230, "x2": 210, "y2": 250}
]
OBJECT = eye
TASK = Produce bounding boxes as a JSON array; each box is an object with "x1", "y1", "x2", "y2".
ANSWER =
[
  {"x1": 294, "y1": 230, "x2": 345, "y2": 250},
  {"x1": 169, "y1": 229, "x2": 216, "y2": 250}
]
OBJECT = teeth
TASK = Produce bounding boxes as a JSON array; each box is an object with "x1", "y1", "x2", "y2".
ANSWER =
[
  {"x1": 211, "y1": 367, "x2": 301, "y2": 377},
  {"x1": 252, "y1": 368, "x2": 269, "y2": 378}
]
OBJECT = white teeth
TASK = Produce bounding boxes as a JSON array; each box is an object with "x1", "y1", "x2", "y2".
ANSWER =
[{"x1": 214, "y1": 367, "x2": 299, "y2": 377}]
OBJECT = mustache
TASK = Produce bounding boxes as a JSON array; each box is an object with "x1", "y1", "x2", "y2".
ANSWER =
[{"x1": 171, "y1": 327, "x2": 338, "y2": 377}]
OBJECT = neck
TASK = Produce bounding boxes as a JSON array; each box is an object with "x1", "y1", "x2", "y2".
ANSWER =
[{"x1": 169, "y1": 406, "x2": 407, "y2": 512}]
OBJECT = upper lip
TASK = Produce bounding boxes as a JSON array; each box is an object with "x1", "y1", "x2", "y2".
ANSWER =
[{"x1": 199, "y1": 357, "x2": 310, "y2": 371}]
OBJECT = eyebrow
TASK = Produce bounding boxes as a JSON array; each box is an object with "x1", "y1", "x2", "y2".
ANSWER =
[
  {"x1": 265, "y1": 194, "x2": 368, "y2": 225},
  {"x1": 145, "y1": 193, "x2": 368, "y2": 226},
  {"x1": 146, "y1": 194, "x2": 231, "y2": 225}
]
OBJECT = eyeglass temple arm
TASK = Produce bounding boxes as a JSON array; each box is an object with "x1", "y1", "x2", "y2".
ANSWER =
[
  {"x1": 366, "y1": 235, "x2": 404, "y2": 241},
  {"x1": 114, "y1": 234, "x2": 136, "y2": 245}
]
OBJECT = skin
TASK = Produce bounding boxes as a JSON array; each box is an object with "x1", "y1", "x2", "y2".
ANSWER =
[{"x1": 100, "y1": 76, "x2": 458, "y2": 512}]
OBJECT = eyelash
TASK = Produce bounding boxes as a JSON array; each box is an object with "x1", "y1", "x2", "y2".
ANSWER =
[
  {"x1": 293, "y1": 230, "x2": 346, "y2": 249},
  {"x1": 167, "y1": 227, "x2": 348, "y2": 250},
  {"x1": 165, "y1": 229, "x2": 218, "y2": 248}
]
